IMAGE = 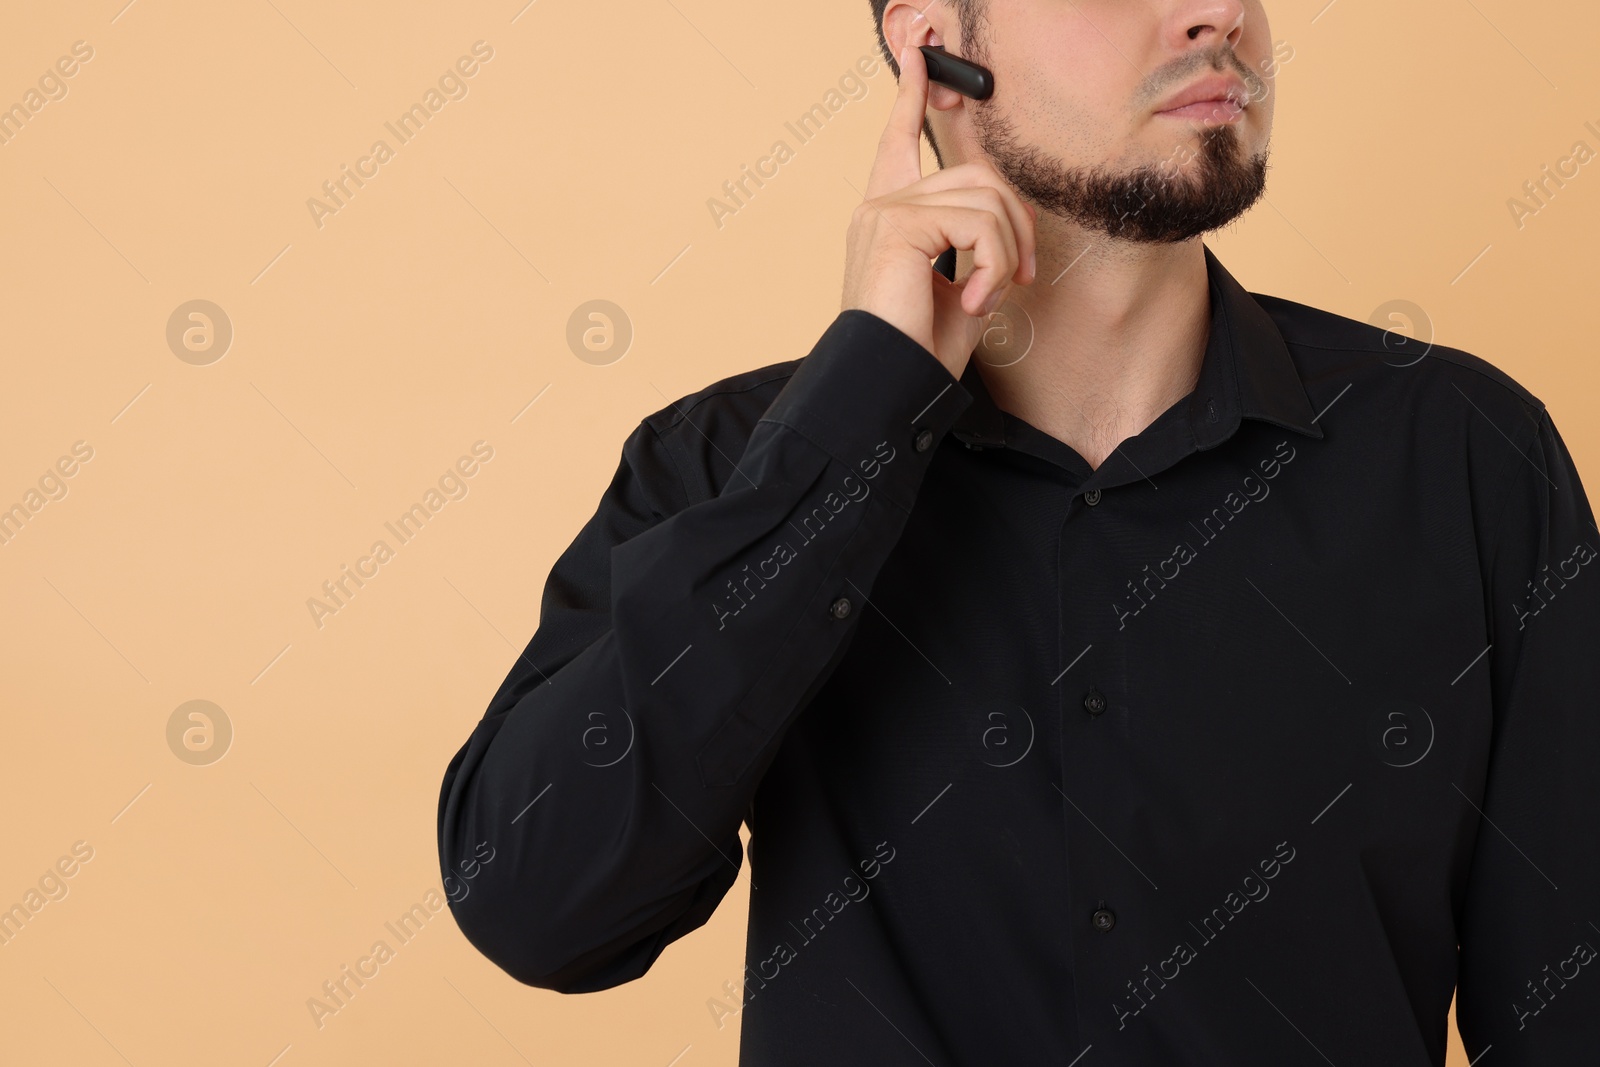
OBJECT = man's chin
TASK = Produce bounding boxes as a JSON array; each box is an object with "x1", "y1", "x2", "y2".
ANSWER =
[
  {"x1": 1105, "y1": 171, "x2": 1267, "y2": 242},
  {"x1": 1029, "y1": 155, "x2": 1268, "y2": 244},
  {"x1": 973, "y1": 104, "x2": 1270, "y2": 243}
]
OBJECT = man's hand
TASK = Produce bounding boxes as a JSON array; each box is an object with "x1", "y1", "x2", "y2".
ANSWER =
[{"x1": 841, "y1": 42, "x2": 1037, "y2": 379}]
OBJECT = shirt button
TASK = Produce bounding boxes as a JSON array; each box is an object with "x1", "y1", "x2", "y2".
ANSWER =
[
  {"x1": 1083, "y1": 488, "x2": 1102, "y2": 506},
  {"x1": 829, "y1": 596, "x2": 852, "y2": 620},
  {"x1": 1083, "y1": 687, "x2": 1106, "y2": 716},
  {"x1": 1092, "y1": 908, "x2": 1116, "y2": 932},
  {"x1": 913, "y1": 427, "x2": 934, "y2": 452}
]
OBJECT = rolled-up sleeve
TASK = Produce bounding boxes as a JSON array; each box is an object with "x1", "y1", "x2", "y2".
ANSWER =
[
  {"x1": 1456, "y1": 406, "x2": 1600, "y2": 1057},
  {"x1": 436, "y1": 310, "x2": 972, "y2": 992}
]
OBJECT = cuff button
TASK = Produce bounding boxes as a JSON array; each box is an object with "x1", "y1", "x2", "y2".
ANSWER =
[{"x1": 913, "y1": 427, "x2": 934, "y2": 452}]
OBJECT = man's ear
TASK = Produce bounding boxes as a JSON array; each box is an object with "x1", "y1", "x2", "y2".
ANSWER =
[{"x1": 883, "y1": 1, "x2": 967, "y2": 113}]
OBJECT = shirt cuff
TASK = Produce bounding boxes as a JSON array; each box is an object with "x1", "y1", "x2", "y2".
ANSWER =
[{"x1": 756, "y1": 310, "x2": 974, "y2": 512}]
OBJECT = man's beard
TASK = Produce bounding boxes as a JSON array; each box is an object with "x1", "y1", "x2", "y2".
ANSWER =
[{"x1": 971, "y1": 101, "x2": 1269, "y2": 244}]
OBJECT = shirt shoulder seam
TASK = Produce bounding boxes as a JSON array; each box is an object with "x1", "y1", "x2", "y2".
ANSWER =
[
  {"x1": 640, "y1": 418, "x2": 695, "y2": 516},
  {"x1": 1480, "y1": 404, "x2": 1552, "y2": 599},
  {"x1": 1279, "y1": 338, "x2": 1546, "y2": 413},
  {"x1": 644, "y1": 362, "x2": 801, "y2": 437},
  {"x1": 640, "y1": 361, "x2": 803, "y2": 509}
]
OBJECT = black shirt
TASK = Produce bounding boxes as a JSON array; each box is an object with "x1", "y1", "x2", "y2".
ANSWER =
[{"x1": 437, "y1": 244, "x2": 1600, "y2": 1065}]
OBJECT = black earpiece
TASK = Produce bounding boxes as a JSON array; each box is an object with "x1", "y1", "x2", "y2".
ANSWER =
[{"x1": 918, "y1": 44, "x2": 994, "y2": 100}]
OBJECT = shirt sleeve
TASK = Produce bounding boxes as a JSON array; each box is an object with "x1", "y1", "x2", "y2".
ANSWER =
[
  {"x1": 436, "y1": 309, "x2": 973, "y2": 992},
  {"x1": 1456, "y1": 406, "x2": 1600, "y2": 1057}
]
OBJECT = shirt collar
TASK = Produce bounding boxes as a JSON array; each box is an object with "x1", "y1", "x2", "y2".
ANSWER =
[{"x1": 932, "y1": 244, "x2": 1325, "y2": 452}]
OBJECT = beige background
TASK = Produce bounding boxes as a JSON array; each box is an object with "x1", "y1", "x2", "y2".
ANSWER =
[{"x1": 1, "y1": 0, "x2": 1595, "y2": 1063}]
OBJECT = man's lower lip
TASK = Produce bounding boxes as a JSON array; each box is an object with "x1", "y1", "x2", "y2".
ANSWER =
[{"x1": 1156, "y1": 100, "x2": 1246, "y2": 122}]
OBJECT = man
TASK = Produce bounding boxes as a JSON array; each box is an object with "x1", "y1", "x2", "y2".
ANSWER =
[{"x1": 437, "y1": 1, "x2": 1600, "y2": 1063}]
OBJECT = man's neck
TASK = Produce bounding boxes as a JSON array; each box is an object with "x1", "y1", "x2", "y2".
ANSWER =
[{"x1": 966, "y1": 233, "x2": 1211, "y2": 472}]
